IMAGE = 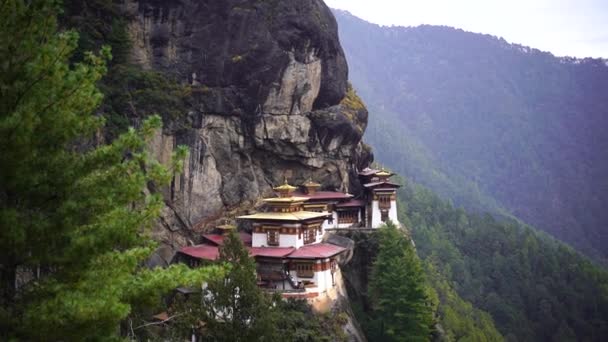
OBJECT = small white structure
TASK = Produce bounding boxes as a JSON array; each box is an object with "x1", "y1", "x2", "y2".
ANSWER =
[{"x1": 359, "y1": 168, "x2": 401, "y2": 228}]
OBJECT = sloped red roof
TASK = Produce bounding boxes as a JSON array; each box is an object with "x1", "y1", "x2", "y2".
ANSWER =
[
  {"x1": 202, "y1": 233, "x2": 252, "y2": 247},
  {"x1": 249, "y1": 247, "x2": 296, "y2": 258},
  {"x1": 336, "y1": 199, "x2": 366, "y2": 208},
  {"x1": 293, "y1": 191, "x2": 353, "y2": 200},
  {"x1": 181, "y1": 241, "x2": 345, "y2": 261},
  {"x1": 287, "y1": 243, "x2": 346, "y2": 259},
  {"x1": 179, "y1": 244, "x2": 220, "y2": 261}
]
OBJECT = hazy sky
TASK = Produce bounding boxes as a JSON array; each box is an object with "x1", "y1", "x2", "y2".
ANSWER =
[{"x1": 324, "y1": 0, "x2": 608, "y2": 58}]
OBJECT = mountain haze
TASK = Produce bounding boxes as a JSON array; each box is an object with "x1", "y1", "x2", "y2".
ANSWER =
[{"x1": 333, "y1": 9, "x2": 608, "y2": 262}]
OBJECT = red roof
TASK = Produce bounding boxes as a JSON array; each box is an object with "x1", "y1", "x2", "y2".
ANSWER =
[
  {"x1": 179, "y1": 244, "x2": 220, "y2": 261},
  {"x1": 202, "y1": 233, "x2": 252, "y2": 247},
  {"x1": 180, "y1": 240, "x2": 345, "y2": 261},
  {"x1": 363, "y1": 181, "x2": 401, "y2": 189},
  {"x1": 336, "y1": 199, "x2": 366, "y2": 208},
  {"x1": 293, "y1": 191, "x2": 353, "y2": 201},
  {"x1": 287, "y1": 243, "x2": 346, "y2": 259},
  {"x1": 249, "y1": 247, "x2": 296, "y2": 258}
]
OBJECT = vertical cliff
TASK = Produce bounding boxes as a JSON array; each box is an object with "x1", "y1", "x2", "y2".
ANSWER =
[{"x1": 115, "y1": 0, "x2": 372, "y2": 244}]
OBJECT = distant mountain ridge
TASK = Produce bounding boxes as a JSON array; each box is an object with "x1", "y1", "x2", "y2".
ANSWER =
[{"x1": 333, "y1": 9, "x2": 608, "y2": 262}]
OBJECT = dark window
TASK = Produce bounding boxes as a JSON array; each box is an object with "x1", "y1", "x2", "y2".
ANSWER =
[
  {"x1": 295, "y1": 263, "x2": 314, "y2": 278},
  {"x1": 303, "y1": 228, "x2": 315, "y2": 245},
  {"x1": 267, "y1": 230, "x2": 279, "y2": 246},
  {"x1": 338, "y1": 210, "x2": 358, "y2": 224},
  {"x1": 379, "y1": 195, "x2": 391, "y2": 209}
]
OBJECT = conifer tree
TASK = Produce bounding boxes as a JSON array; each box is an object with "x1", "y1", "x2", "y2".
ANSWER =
[
  {"x1": 369, "y1": 222, "x2": 433, "y2": 341},
  {"x1": 0, "y1": 1, "x2": 223, "y2": 339},
  {"x1": 197, "y1": 230, "x2": 278, "y2": 341}
]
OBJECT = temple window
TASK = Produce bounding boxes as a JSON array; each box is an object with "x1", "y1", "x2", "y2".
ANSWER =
[
  {"x1": 295, "y1": 263, "x2": 314, "y2": 278},
  {"x1": 303, "y1": 228, "x2": 316, "y2": 245},
  {"x1": 267, "y1": 230, "x2": 279, "y2": 246},
  {"x1": 378, "y1": 195, "x2": 391, "y2": 209},
  {"x1": 338, "y1": 210, "x2": 358, "y2": 224}
]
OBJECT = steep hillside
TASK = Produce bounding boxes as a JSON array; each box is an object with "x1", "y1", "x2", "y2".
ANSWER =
[
  {"x1": 333, "y1": 10, "x2": 608, "y2": 262},
  {"x1": 57, "y1": 1, "x2": 378, "y2": 339},
  {"x1": 64, "y1": 0, "x2": 373, "y2": 250},
  {"x1": 398, "y1": 179, "x2": 608, "y2": 341}
]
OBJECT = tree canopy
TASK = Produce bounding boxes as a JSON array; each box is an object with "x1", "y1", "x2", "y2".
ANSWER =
[
  {"x1": 398, "y1": 179, "x2": 608, "y2": 341},
  {"x1": 199, "y1": 230, "x2": 278, "y2": 341},
  {"x1": 168, "y1": 230, "x2": 350, "y2": 341},
  {"x1": 0, "y1": 1, "x2": 223, "y2": 339},
  {"x1": 367, "y1": 222, "x2": 434, "y2": 341}
]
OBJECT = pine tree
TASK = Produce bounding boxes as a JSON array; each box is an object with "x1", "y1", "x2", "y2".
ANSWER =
[
  {"x1": 369, "y1": 222, "x2": 433, "y2": 341},
  {"x1": 198, "y1": 230, "x2": 278, "y2": 341},
  {"x1": 0, "y1": 1, "x2": 223, "y2": 339}
]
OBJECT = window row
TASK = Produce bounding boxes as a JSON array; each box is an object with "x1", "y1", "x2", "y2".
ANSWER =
[
  {"x1": 338, "y1": 210, "x2": 358, "y2": 224},
  {"x1": 266, "y1": 228, "x2": 319, "y2": 246}
]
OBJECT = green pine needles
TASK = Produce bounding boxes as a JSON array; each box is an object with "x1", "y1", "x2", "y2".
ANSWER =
[
  {"x1": 368, "y1": 222, "x2": 434, "y2": 341},
  {"x1": 0, "y1": 1, "x2": 224, "y2": 340}
]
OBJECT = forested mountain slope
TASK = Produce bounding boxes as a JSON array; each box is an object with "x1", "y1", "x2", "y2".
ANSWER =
[
  {"x1": 333, "y1": 9, "x2": 608, "y2": 262},
  {"x1": 398, "y1": 179, "x2": 608, "y2": 341}
]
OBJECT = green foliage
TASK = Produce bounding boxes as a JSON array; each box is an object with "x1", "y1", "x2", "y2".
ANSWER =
[
  {"x1": 170, "y1": 230, "x2": 278, "y2": 341},
  {"x1": 398, "y1": 179, "x2": 608, "y2": 341},
  {"x1": 99, "y1": 65, "x2": 192, "y2": 135},
  {"x1": 204, "y1": 230, "x2": 277, "y2": 341},
  {"x1": 62, "y1": 0, "x2": 192, "y2": 136},
  {"x1": 367, "y1": 222, "x2": 434, "y2": 341},
  {"x1": 335, "y1": 10, "x2": 608, "y2": 263},
  {"x1": 425, "y1": 260, "x2": 503, "y2": 341},
  {"x1": 167, "y1": 232, "x2": 350, "y2": 341},
  {"x1": 272, "y1": 299, "x2": 348, "y2": 342},
  {"x1": 341, "y1": 83, "x2": 366, "y2": 111},
  {"x1": 0, "y1": 1, "x2": 224, "y2": 339}
]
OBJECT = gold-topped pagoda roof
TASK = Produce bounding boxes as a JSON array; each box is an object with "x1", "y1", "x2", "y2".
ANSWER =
[
  {"x1": 302, "y1": 179, "x2": 321, "y2": 187},
  {"x1": 274, "y1": 182, "x2": 297, "y2": 192},
  {"x1": 238, "y1": 211, "x2": 330, "y2": 221},
  {"x1": 376, "y1": 170, "x2": 392, "y2": 177},
  {"x1": 273, "y1": 179, "x2": 298, "y2": 198},
  {"x1": 263, "y1": 196, "x2": 309, "y2": 204}
]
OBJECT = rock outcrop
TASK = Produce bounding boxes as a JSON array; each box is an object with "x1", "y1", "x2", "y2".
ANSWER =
[{"x1": 122, "y1": 0, "x2": 373, "y2": 240}]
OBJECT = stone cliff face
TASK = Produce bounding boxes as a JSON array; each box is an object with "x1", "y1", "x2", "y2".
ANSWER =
[{"x1": 120, "y1": 0, "x2": 372, "y2": 241}]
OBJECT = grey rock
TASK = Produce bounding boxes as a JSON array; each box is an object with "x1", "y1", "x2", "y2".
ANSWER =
[
  {"x1": 124, "y1": 0, "x2": 373, "y2": 235},
  {"x1": 116, "y1": 2, "x2": 373, "y2": 339}
]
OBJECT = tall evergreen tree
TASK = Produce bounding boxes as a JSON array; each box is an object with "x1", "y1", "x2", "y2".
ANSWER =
[
  {"x1": 369, "y1": 222, "x2": 433, "y2": 341},
  {"x1": 0, "y1": 1, "x2": 223, "y2": 340},
  {"x1": 198, "y1": 230, "x2": 278, "y2": 341}
]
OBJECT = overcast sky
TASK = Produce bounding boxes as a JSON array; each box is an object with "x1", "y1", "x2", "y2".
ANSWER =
[{"x1": 324, "y1": 0, "x2": 608, "y2": 58}]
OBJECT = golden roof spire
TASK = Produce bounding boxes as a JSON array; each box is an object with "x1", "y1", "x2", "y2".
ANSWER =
[
  {"x1": 376, "y1": 168, "x2": 392, "y2": 177},
  {"x1": 302, "y1": 177, "x2": 321, "y2": 195},
  {"x1": 274, "y1": 178, "x2": 297, "y2": 197}
]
